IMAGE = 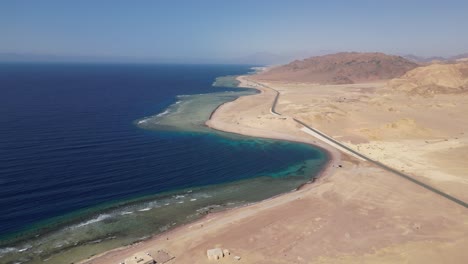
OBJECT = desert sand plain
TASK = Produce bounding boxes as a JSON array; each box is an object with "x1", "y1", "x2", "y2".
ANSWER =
[
  {"x1": 254, "y1": 62, "x2": 468, "y2": 201},
  {"x1": 81, "y1": 60, "x2": 468, "y2": 264}
]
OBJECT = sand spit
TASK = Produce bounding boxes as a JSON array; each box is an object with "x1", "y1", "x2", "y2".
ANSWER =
[{"x1": 81, "y1": 71, "x2": 468, "y2": 263}]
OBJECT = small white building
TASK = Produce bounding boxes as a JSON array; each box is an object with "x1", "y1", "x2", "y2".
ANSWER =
[{"x1": 124, "y1": 252, "x2": 156, "y2": 264}]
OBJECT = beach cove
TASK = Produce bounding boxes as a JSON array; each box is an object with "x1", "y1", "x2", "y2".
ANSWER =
[
  {"x1": 0, "y1": 64, "x2": 328, "y2": 264},
  {"x1": 76, "y1": 74, "x2": 346, "y2": 264}
]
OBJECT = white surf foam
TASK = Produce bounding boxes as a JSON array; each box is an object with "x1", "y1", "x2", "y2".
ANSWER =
[
  {"x1": 18, "y1": 245, "x2": 32, "y2": 252},
  {"x1": 120, "y1": 211, "x2": 133, "y2": 215},
  {"x1": 156, "y1": 109, "x2": 170, "y2": 117},
  {"x1": 0, "y1": 247, "x2": 18, "y2": 256},
  {"x1": 71, "y1": 214, "x2": 112, "y2": 229}
]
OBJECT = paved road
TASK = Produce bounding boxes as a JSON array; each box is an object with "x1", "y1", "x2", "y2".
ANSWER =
[{"x1": 255, "y1": 80, "x2": 467, "y2": 209}]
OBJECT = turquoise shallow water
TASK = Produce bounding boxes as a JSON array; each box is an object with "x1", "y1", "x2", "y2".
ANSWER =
[{"x1": 0, "y1": 64, "x2": 327, "y2": 264}]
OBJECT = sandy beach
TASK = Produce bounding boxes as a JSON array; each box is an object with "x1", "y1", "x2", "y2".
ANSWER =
[{"x1": 80, "y1": 74, "x2": 468, "y2": 264}]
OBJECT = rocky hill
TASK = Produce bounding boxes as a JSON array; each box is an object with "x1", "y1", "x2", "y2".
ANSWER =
[
  {"x1": 388, "y1": 62, "x2": 468, "y2": 96},
  {"x1": 252, "y1": 52, "x2": 419, "y2": 84}
]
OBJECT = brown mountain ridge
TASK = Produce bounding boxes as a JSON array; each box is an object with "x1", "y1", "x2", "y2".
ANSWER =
[{"x1": 253, "y1": 52, "x2": 419, "y2": 84}]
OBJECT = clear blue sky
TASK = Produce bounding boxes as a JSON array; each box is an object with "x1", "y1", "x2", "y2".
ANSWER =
[{"x1": 1, "y1": 0, "x2": 467, "y2": 62}]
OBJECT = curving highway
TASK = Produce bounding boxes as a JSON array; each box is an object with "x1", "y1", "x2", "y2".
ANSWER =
[{"x1": 254, "y1": 79, "x2": 467, "y2": 209}]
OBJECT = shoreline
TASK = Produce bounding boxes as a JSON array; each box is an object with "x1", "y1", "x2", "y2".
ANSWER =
[
  {"x1": 204, "y1": 83, "x2": 338, "y2": 186},
  {"x1": 79, "y1": 164, "x2": 338, "y2": 264},
  {"x1": 78, "y1": 159, "x2": 336, "y2": 264},
  {"x1": 206, "y1": 74, "x2": 341, "y2": 183},
  {"x1": 79, "y1": 74, "x2": 341, "y2": 264}
]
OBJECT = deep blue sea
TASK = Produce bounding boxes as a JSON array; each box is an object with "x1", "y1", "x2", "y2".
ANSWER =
[{"x1": 0, "y1": 63, "x2": 326, "y2": 263}]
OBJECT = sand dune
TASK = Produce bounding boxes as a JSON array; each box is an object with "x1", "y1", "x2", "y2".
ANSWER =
[{"x1": 389, "y1": 62, "x2": 468, "y2": 96}]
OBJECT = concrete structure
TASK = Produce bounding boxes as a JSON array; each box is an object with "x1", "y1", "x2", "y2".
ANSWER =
[
  {"x1": 124, "y1": 252, "x2": 155, "y2": 264},
  {"x1": 207, "y1": 248, "x2": 224, "y2": 260}
]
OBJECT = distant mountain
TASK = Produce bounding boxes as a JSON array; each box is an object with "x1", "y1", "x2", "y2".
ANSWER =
[
  {"x1": 0, "y1": 52, "x2": 144, "y2": 63},
  {"x1": 253, "y1": 52, "x2": 419, "y2": 84},
  {"x1": 230, "y1": 52, "x2": 292, "y2": 65},
  {"x1": 229, "y1": 50, "x2": 338, "y2": 66},
  {"x1": 403, "y1": 54, "x2": 446, "y2": 63},
  {"x1": 403, "y1": 53, "x2": 468, "y2": 63},
  {"x1": 450, "y1": 53, "x2": 468, "y2": 61},
  {"x1": 0, "y1": 51, "x2": 296, "y2": 65}
]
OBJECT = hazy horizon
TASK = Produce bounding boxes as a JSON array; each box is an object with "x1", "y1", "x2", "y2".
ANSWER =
[{"x1": 2, "y1": 0, "x2": 468, "y2": 64}]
